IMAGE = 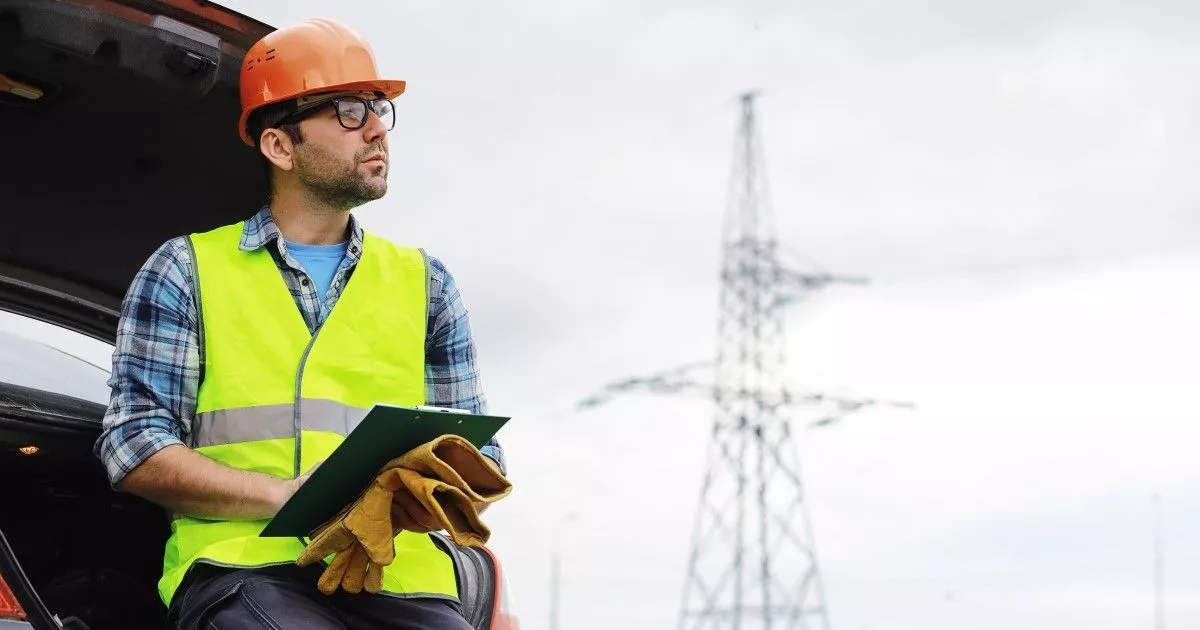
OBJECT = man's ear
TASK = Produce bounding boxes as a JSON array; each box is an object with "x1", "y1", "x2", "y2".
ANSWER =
[{"x1": 259, "y1": 128, "x2": 296, "y2": 172}]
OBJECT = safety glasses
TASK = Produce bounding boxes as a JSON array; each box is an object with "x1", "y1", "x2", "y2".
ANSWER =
[{"x1": 278, "y1": 95, "x2": 396, "y2": 132}]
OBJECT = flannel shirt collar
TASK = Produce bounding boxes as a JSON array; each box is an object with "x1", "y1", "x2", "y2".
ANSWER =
[{"x1": 239, "y1": 205, "x2": 365, "y2": 264}]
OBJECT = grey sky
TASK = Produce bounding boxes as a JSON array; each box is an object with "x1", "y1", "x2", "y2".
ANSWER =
[
  {"x1": 246, "y1": 0, "x2": 1199, "y2": 625},
  {"x1": 5, "y1": 0, "x2": 1200, "y2": 628}
]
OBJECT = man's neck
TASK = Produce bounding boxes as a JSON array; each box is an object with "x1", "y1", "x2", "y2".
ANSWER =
[{"x1": 268, "y1": 187, "x2": 352, "y2": 246}]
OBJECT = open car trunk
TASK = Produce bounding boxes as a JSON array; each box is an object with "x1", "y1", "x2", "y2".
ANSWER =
[
  {"x1": 0, "y1": 2, "x2": 269, "y2": 624},
  {"x1": 0, "y1": 385, "x2": 171, "y2": 630}
]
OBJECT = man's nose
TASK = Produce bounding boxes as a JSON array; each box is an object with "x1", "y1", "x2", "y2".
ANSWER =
[{"x1": 361, "y1": 109, "x2": 389, "y2": 143}]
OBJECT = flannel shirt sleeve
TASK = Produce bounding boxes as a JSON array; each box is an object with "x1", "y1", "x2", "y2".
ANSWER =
[
  {"x1": 425, "y1": 255, "x2": 506, "y2": 476},
  {"x1": 93, "y1": 237, "x2": 201, "y2": 487}
]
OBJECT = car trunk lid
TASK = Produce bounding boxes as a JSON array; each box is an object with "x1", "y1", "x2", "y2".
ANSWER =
[{"x1": 0, "y1": 0, "x2": 272, "y2": 344}]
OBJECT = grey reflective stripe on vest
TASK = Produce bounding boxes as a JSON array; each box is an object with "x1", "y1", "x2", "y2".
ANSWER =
[{"x1": 192, "y1": 399, "x2": 370, "y2": 448}]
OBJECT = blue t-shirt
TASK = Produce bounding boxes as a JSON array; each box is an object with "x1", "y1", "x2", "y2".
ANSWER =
[{"x1": 285, "y1": 240, "x2": 348, "y2": 300}]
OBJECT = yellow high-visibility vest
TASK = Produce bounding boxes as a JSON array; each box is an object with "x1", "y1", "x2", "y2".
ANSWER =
[{"x1": 157, "y1": 221, "x2": 458, "y2": 606}]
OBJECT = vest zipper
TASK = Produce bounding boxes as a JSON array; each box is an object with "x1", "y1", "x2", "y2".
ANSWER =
[{"x1": 292, "y1": 323, "x2": 324, "y2": 478}]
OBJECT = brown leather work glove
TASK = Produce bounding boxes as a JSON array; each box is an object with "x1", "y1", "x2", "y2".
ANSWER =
[
  {"x1": 394, "y1": 434, "x2": 513, "y2": 503},
  {"x1": 296, "y1": 436, "x2": 514, "y2": 594},
  {"x1": 314, "y1": 540, "x2": 383, "y2": 595},
  {"x1": 300, "y1": 464, "x2": 483, "y2": 595},
  {"x1": 376, "y1": 465, "x2": 491, "y2": 547},
  {"x1": 382, "y1": 435, "x2": 513, "y2": 547},
  {"x1": 295, "y1": 470, "x2": 399, "y2": 595}
]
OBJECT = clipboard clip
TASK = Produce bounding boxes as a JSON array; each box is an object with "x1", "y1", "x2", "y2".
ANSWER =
[{"x1": 415, "y1": 405, "x2": 471, "y2": 415}]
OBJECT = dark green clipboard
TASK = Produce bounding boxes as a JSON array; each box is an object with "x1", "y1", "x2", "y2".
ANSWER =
[{"x1": 259, "y1": 404, "x2": 509, "y2": 538}]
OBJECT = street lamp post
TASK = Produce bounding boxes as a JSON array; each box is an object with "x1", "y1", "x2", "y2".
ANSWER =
[{"x1": 550, "y1": 511, "x2": 577, "y2": 630}]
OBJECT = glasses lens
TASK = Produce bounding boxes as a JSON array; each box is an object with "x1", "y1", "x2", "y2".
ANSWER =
[
  {"x1": 335, "y1": 99, "x2": 368, "y2": 128},
  {"x1": 371, "y1": 99, "x2": 396, "y2": 130},
  {"x1": 333, "y1": 98, "x2": 395, "y2": 130}
]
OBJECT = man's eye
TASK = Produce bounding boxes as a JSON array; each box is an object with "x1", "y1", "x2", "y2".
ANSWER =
[{"x1": 338, "y1": 103, "x2": 365, "y2": 118}]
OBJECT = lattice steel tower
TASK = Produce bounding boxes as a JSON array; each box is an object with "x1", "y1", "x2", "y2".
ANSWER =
[
  {"x1": 677, "y1": 90, "x2": 831, "y2": 630},
  {"x1": 579, "y1": 91, "x2": 909, "y2": 629}
]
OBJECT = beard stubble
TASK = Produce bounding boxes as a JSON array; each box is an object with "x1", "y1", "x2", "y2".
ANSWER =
[{"x1": 295, "y1": 142, "x2": 387, "y2": 212}]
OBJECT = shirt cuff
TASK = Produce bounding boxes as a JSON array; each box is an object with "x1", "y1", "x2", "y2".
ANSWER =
[
  {"x1": 96, "y1": 421, "x2": 186, "y2": 488},
  {"x1": 480, "y1": 445, "x2": 507, "y2": 477}
]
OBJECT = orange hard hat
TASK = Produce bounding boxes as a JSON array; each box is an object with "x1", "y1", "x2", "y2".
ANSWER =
[{"x1": 237, "y1": 18, "x2": 406, "y2": 146}]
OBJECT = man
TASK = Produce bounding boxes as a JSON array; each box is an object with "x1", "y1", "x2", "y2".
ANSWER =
[{"x1": 92, "y1": 17, "x2": 505, "y2": 630}]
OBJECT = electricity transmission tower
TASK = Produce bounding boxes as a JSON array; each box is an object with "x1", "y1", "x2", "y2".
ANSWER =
[{"x1": 578, "y1": 92, "x2": 910, "y2": 630}]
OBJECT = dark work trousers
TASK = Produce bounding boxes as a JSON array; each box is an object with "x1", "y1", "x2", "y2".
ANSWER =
[{"x1": 168, "y1": 562, "x2": 474, "y2": 630}]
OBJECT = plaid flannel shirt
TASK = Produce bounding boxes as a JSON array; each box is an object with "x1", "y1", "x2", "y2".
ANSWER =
[{"x1": 93, "y1": 206, "x2": 505, "y2": 486}]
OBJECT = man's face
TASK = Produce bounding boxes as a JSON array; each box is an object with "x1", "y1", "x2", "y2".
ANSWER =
[{"x1": 290, "y1": 92, "x2": 393, "y2": 211}]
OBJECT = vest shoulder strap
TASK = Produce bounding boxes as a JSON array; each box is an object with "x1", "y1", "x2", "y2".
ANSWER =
[
  {"x1": 359, "y1": 231, "x2": 433, "y2": 340},
  {"x1": 186, "y1": 221, "x2": 246, "y2": 393}
]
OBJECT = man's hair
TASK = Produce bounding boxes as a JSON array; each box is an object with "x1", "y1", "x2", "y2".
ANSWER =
[{"x1": 246, "y1": 100, "x2": 305, "y2": 192}]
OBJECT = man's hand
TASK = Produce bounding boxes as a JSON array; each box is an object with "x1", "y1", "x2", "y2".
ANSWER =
[
  {"x1": 391, "y1": 487, "x2": 439, "y2": 533},
  {"x1": 272, "y1": 460, "x2": 322, "y2": 512},
  {"x1": 385, "y1": 450, "x2": 506, "y2": 534}
]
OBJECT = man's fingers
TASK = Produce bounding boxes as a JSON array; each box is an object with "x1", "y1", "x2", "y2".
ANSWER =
[
  {"x1": 392, "y1": 491, "x2": 437, "y2": 532},
  {"x1": 395, "y1": 499, "x2": 435, "y2": 532},
  {"x1": 404, "y1": 494, "x2": 440, "y2": 531},
  {"x1": 298, "y1": 458, "x2": 326, "y2": 481},
  {"x1": 389, "y1": 501, "x2": 418, "y2": 532}
]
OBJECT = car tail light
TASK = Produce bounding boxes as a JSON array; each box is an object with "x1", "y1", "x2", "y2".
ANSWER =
[
  {"x1": 0, "y1": 574, "x2": 26, "y2": 620},
  {"x1": 482, "y1": 547, "x2": 519, "y2": 630}
]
